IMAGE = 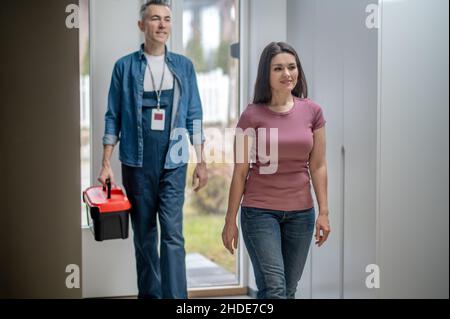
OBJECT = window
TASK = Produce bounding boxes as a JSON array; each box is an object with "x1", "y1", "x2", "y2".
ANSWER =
[
  {"x1": 182, "y1": 0, "x2": 241, "y2": 289},
  {"x1": 80, "y1": 0, "x2": 90, "y2": 227}
]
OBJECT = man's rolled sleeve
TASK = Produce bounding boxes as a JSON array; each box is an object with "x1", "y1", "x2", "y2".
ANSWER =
[
  {"x1": 103, "y1": 62, "x2": 122, "y2": 146},
  {"x1": 103, "y1": 134, "x2": 119, "y2": 146}
]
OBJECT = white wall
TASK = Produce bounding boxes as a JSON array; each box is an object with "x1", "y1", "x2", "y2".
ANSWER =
[
  {"x1": 287, "y1": 0, "x2": 379, "y2": 299},
  {"x1": 247, "y1": 0, "x2": 287, "y2": 100},
  {"x1": 378, "y1": 0, "x2": 449, "y2": 298},
  {"x1": 285, "y1": 0, "x2": 449, "y2": 299},
  {"x1": 83, "y1": 0, "x2": 142, "y2": 298},
  {"x1": 245, "y1": 0, "x2": 380, "y2": 298}
]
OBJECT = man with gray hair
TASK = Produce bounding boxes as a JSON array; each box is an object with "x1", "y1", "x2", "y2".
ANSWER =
[{"x1": 98, "y1": 0, "x2": 208, "y2": 299}]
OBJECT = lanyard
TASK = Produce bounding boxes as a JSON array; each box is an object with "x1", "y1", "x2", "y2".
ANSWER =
[{"x1": 147, "y1": 54, "x2": 166, "y2": 110}]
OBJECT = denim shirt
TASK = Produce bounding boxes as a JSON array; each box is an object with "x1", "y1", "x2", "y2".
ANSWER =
[{"x1": 103, "y1": 44, "x2": 204, "y2": 169}]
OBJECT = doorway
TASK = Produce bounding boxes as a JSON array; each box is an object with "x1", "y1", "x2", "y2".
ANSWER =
[{"x1": 80, "y1": 0, "x2": 247, "y2": 298}]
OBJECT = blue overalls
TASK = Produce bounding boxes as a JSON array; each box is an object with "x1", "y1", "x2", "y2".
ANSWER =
[{"x1": 121, "y1": 88, "x2": 188, "y2": 299}]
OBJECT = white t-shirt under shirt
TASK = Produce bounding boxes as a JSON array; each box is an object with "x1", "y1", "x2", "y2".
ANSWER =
[{"x1": 144, "y1": 53, "x2": 174, "y2": 92}]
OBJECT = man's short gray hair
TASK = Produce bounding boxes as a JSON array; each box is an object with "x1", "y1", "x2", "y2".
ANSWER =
[{"x1": 140, "y1": 0, "x2": 172, "y2": 20}]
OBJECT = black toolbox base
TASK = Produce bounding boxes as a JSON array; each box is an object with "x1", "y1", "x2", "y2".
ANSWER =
[{"x1": 88, "y1": 208, "x2": 130, "y2": 241}]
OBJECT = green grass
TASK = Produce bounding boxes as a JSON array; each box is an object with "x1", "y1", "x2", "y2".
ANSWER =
[{"x1": 184, "y1": 214, "x2": 236, "y2": 274}]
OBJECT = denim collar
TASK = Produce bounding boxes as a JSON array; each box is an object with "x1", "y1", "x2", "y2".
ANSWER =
[{"x1": 139, "y1": 43, "x2": 173, "y2": 63}]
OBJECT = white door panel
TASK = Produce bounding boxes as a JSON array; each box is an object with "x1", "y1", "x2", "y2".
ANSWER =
[{"x1": 83, "y1": 0, "x2": 142, "y2": 298}]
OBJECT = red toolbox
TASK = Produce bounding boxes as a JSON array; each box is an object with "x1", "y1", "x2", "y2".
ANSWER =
[{"x1": 83, "y1": 179, "x2": 131, "y2": 241}]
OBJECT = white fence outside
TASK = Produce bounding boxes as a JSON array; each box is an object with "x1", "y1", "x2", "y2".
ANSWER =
[{"x1": 197, "y1": 68, "x2": 230, "y2": 125}]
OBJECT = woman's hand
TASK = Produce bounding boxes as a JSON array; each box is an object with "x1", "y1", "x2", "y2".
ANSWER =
[
  {"x1": 315, "y1": 212, "x2": 331, "y2": 247},
  {"x1": 222, "y1": 220, "x2": 239, "y2": 255}
]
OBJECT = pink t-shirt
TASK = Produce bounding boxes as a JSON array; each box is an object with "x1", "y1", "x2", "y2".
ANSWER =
[{"x1": 236, "y1": 97, "x2": 326, "y2": 211}]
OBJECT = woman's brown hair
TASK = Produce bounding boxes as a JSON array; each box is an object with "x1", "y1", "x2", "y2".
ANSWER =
[{"x1": 253, "y1": 42, "x2": 308, "y2": 104}]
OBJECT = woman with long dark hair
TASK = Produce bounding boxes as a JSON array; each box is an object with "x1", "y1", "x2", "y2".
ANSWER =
[{"x1": 222, "y1": 42, "x2": 330, "y2": 299}]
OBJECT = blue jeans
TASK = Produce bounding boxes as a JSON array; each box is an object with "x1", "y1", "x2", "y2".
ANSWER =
[
  {"x1": 241, "y1": 206, "x2": 315, "y2": 299},
  {"x1": 122, "y1": 89, "x2": 188, "y2": 299}
]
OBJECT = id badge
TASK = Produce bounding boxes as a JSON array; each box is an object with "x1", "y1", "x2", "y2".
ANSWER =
[{"x1": 151, "y1": 109, "x2": 165, "y2": 131}]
